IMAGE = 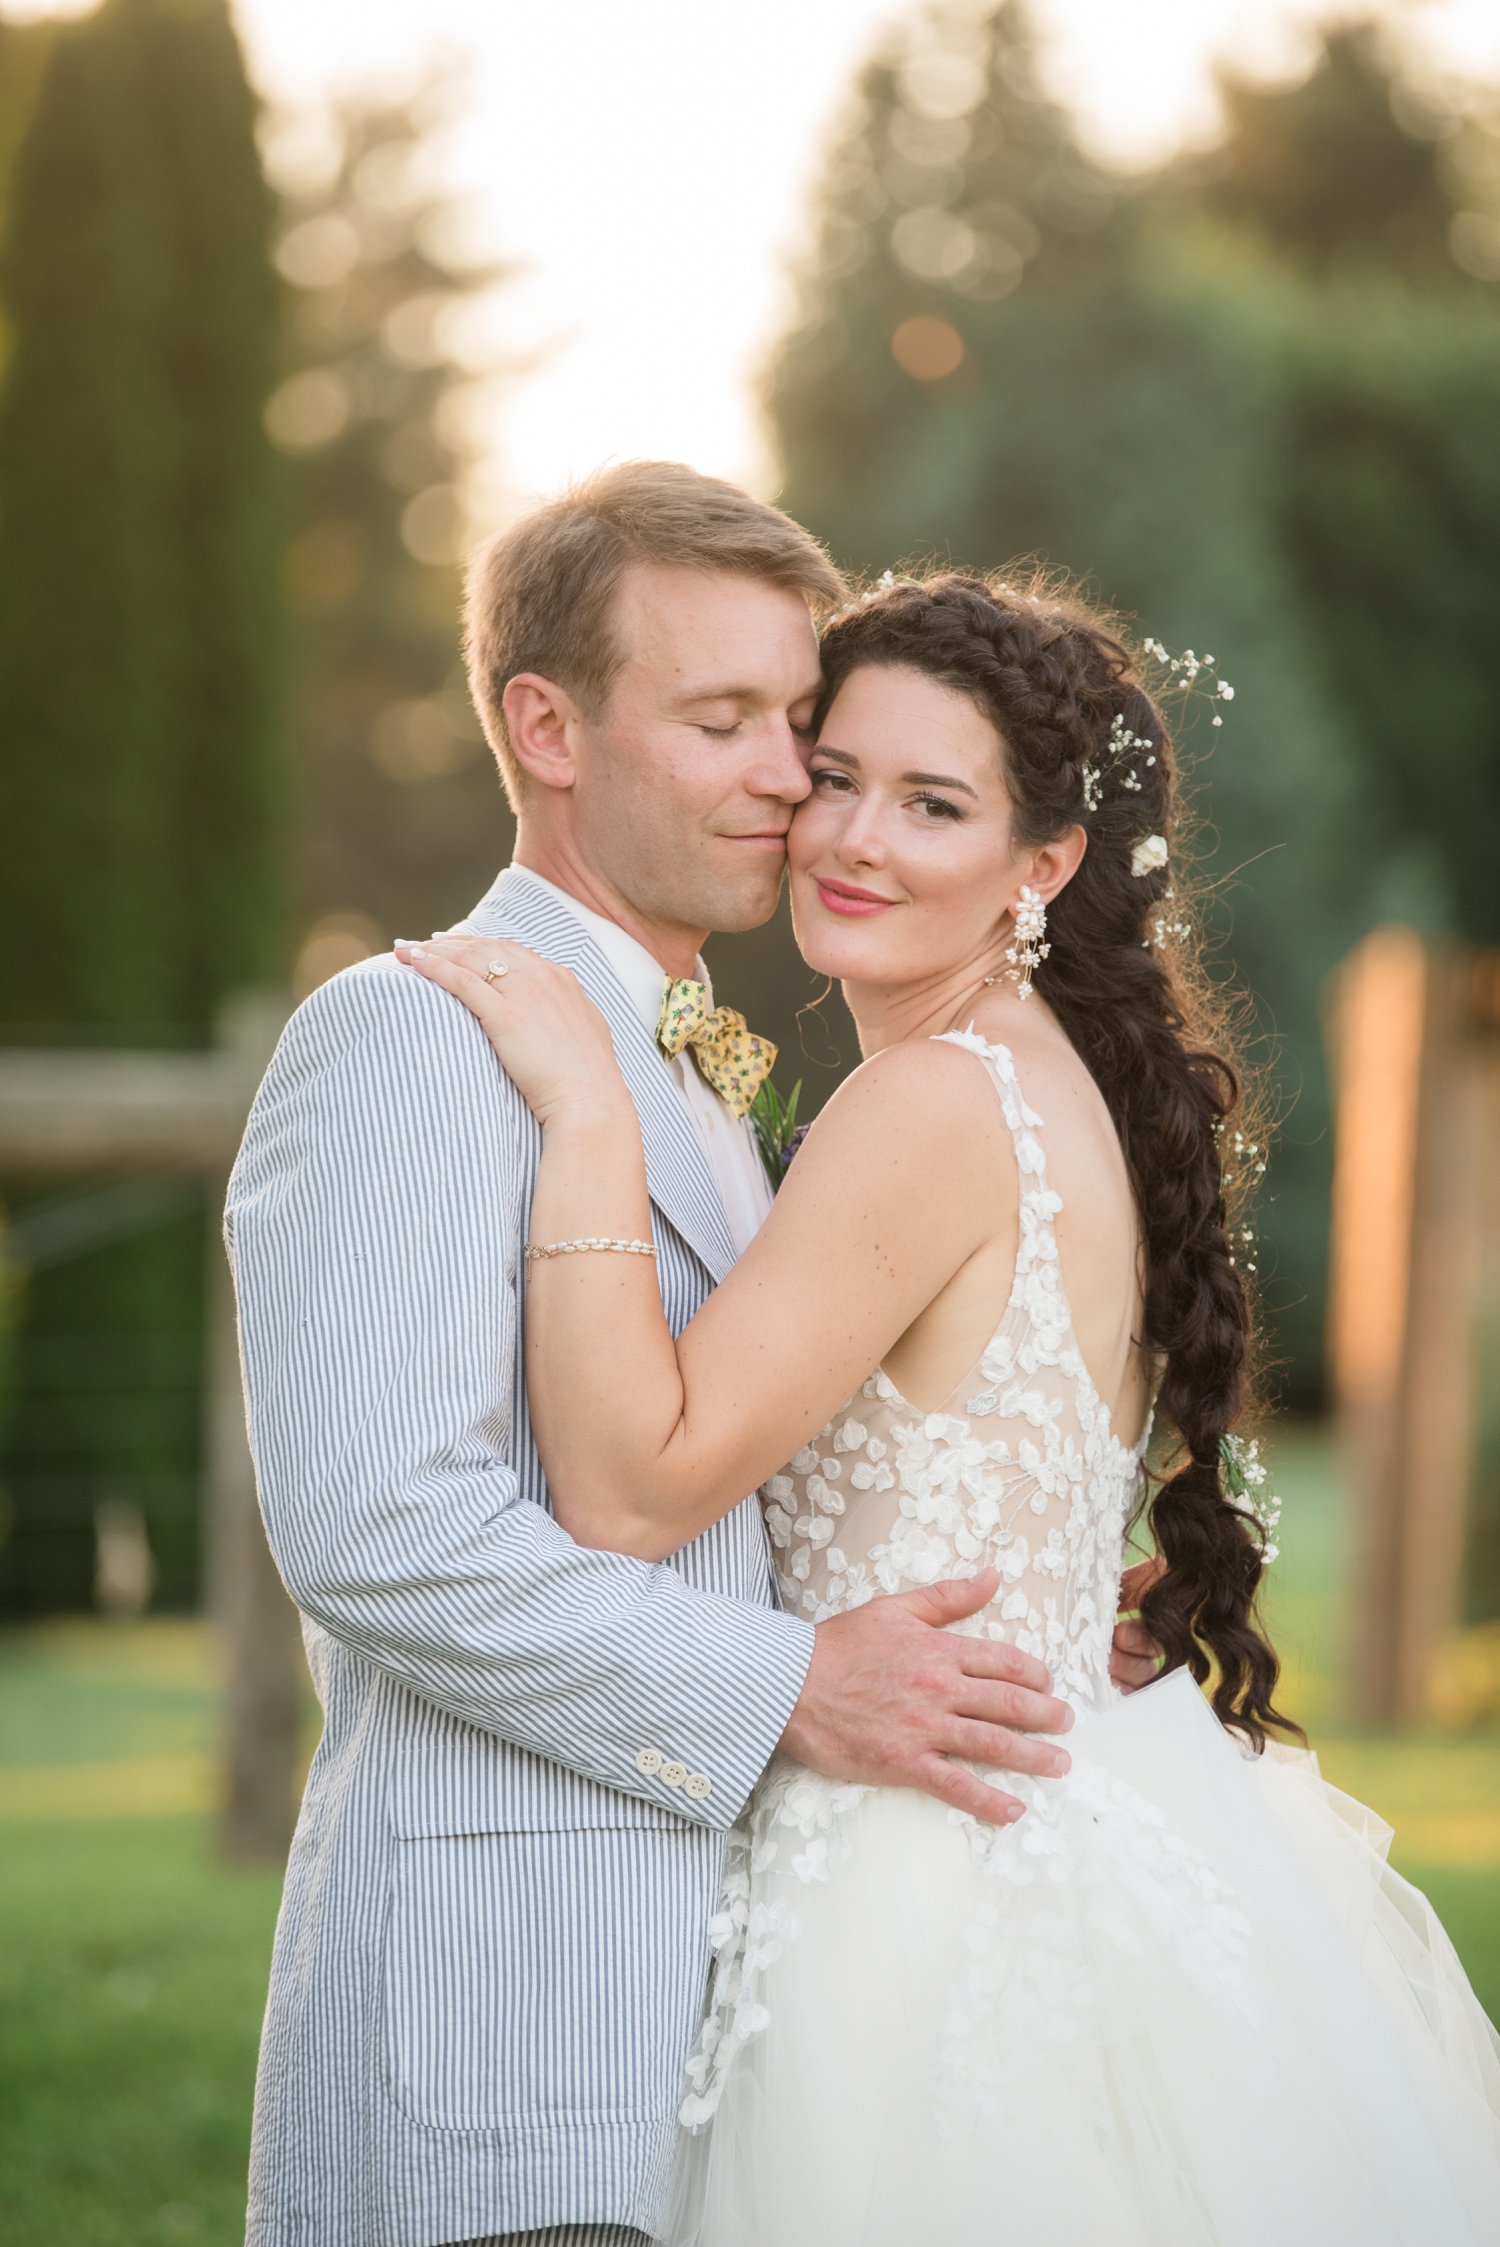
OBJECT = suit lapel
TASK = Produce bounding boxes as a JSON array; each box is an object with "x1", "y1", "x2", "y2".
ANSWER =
[{"x1": 461, "y1": 869, "x2": 738, "y2": 1284}]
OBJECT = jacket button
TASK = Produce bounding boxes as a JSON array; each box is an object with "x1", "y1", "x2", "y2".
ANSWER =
[
  {"x1": 634, "y1": 1748, "x2": 662, "y2": 1777},
  {"x1": 684, "y1": 1772, "x2": 712, "y2": 1800},
  {"x1": 659, "y1": 1760, "x2": 687, "y2": 1788}
]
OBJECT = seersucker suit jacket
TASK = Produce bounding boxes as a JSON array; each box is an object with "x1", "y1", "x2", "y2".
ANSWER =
[{"x1": 229, "y1": 867, "x2": 815, "y2": 2247}]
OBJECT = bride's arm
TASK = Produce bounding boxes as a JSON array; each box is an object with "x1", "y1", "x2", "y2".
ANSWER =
[{"x1": 398, "y1": 936, "x2": 1009, "y2": 1560}]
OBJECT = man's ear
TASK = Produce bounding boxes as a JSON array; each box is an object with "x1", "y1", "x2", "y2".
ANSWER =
[{"x1": 503, "y1": 673, "x2": 585, "y2": 793}]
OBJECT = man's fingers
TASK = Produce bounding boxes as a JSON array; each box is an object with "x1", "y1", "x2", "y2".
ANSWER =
[
  {"x1": 1110, "y1": 1616, "x2": 1163, "y2": 1694},
  {"x1": 911, "y1": 1754, "x2": 1024, "y2": 1828},
  {"x1": 937, "y1": 1717, "x2": 1070, "y2": 1778},
  {"x1": 953, "y1": 1676, "x2": 1072, "y2": 1739},
  {"x1": 893, "y1": 1577, "x2": 1061, "y2": 1705},
  {"x1": 1118, "y1": 1556, "x2": 1167, "y2": 1612},
  {"x1": 952, "y1": 1636, "x2": 1060, "y2": 1705},
  {"x1": 900, "y1": 1569, "x2": 999, "y2": 1630}
]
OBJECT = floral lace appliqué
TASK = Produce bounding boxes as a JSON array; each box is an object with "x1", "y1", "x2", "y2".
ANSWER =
[{"x1": 682, "y1": 1032, "x2": 1157, "y2": 2132}]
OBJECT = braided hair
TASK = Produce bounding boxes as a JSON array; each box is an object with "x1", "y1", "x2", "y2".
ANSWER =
[{"x1": 816, "y1": 568, "x2": 1298, "y2": 1747}]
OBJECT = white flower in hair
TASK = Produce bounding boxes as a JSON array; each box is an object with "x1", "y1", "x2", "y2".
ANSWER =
[{"x1": 1131, "y1": 833, "x2": 1169, "y2": 878}]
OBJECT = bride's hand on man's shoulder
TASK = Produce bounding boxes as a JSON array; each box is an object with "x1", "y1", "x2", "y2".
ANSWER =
[{"x1": 394, "y1": 935, "x2": 626, "y2": 1128}]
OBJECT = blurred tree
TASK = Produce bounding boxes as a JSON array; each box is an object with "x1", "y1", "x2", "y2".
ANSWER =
[
  {"x1": 760, "y1": 2, "x2": 1500, "y2": 1402},
  {"x1": 1176, "y1": 28, "x2": 1500, "y2": 955},
  {"x1": 1187, "y1": 24, "x2": 1457, "y2": 276},
  {"x1": 0, "y1": 0, "x2": 285, "y2": 1613},
  {"x1": 0, "y1": 0, "x2": 285, "y2": 1035},
  {"x1": 765, "y1": 0, "x2": 1117, "y2": 565},
  {"x1": 1277, "y1": 284, "x2": 1500, "y2": 947},
  {"x1": 0, "y1": 18, "x2": 56, "y2": 263},
  {"x1": 261, "y1": 84, "x2": 516, "y2": 994}
]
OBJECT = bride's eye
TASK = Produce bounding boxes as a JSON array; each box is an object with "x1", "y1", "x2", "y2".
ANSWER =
[
  {"x1": 811, "y1": 766, "x2": 856, "y2": 794},
  {"x1": 912, "y1": 791, "x2": 964, "y2": 821}
]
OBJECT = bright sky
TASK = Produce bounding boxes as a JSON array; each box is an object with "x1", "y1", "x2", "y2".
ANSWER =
[{"x1": 5, "y1": 0, "x2": 1499, "y2": 507}]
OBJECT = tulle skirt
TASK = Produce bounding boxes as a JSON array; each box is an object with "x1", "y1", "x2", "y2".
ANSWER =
[{"x1": 661, "y1": 1666, "x2": 1500, "y2": 2246}]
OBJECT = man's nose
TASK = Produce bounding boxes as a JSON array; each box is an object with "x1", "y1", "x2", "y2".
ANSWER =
[{"x1": 744, "y1": 713, "x2": 812, "y2": 803}]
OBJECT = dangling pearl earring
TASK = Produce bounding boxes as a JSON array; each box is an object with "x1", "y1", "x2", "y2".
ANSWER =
[{"x1": 1003, "y1": 885, "x2": 1049, "y2": 1001}]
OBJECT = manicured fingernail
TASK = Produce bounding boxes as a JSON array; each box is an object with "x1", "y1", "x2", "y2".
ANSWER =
[
  {"x1": 1052, "y1": 1750, "x2": 1071, "y2": 1776},
  {"x1": 1005, "y1": 1801, "x2": 1026, "y2": 1824},
  {"x1": 406, "y1": 945, "x2": 427, "y2": 958}
]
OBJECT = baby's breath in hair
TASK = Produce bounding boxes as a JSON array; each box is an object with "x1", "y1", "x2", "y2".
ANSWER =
[
  {"x1": 1143, "y1": 638, "x2": 1236, "y2": 726},
  {"x1": 1220, "y1": 1434, "x2": 1281, "y2": 1563},
  {"x1": 1083, "y1": 713, "x2": 1157, "y2": 810}
]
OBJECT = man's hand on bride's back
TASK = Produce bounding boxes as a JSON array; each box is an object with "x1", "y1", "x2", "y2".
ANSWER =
[
  {"x1": 1111, "y1": 1558, "x2": 1166, "y2": 1695},
  {"x1": 396, "y1": 936, "x2": 628, "y2": 1129},
  {"x1": 779, "y1": 1569, "x2": 1073, "y2": 1827}
]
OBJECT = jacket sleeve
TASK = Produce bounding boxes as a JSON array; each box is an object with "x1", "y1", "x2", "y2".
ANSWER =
[{"x1": 225, "y1": 956, "x2": 813, "y2": 1832}]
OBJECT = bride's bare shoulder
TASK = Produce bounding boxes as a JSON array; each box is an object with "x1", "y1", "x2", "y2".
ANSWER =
[{"x1": 781, "y1": 1034, "x2": 1010, "y2": 1193}]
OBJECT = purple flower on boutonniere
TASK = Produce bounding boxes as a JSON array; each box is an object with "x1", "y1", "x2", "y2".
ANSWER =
[{"x1": 749, "y1": 1078, "x2": 805, "y2": 1191}]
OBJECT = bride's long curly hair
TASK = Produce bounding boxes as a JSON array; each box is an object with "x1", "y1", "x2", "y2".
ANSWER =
[{"x1": 815, "y1": 568, "x2": 1298, "y2": 1748}]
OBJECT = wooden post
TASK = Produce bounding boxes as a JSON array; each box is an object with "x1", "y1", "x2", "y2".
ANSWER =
[
  {"x1": 1328, "y1": 927, "x2": 1425, "y2": 1724},
  {"x1": 1328, "y1": 928, "x2": 1490, "y2": 1724},
  {"x1": 1391, "y1": 957, "x2": 1487, "y2": 1720}
]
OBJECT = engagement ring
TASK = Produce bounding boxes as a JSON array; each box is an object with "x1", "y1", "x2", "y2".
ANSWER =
[{"x1": 483, "y1": 961, "x2": 509, "y2": 984}]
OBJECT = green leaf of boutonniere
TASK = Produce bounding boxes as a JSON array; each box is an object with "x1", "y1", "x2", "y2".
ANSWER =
[{"x1": 749, "y1": 1076, "x2": 807, "y2": 1191}]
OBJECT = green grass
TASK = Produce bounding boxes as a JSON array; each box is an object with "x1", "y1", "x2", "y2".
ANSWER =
[
  {"x1": 1256, "y1": 1422, "x2": 1500, "y2": 2021},
  {"x1": 0, "y1": 1817, "x2": 282, "y2": 2247},
  {"x1": 0, "y1": 1618, "x2": 217, "y2": 1767},
  {"x1": 0, "y1": 1427, "x2": 1495, "y2": 2240},
  {"x1": 0, "y1": 1623, "x2": 282, "y2": 2246}
]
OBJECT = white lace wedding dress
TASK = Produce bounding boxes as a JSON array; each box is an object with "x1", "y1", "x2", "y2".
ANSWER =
[{"x1": 662, "y1": 1034, "x2": 1500, "y2": 2246}]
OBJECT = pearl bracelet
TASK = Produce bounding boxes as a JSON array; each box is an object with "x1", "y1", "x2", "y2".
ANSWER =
[{"x1": 523, "y1": 1237, "x2": 657, "y2": 1262}]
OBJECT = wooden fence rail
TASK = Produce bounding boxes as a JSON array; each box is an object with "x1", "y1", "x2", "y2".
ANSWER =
[{"x1": 0, "y1": 992, "x2": 304, "y2": 1864}]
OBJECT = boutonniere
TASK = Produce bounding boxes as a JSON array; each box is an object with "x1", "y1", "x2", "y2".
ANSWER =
[{"x1": 749, "y1": 1077, "x2": 810, "y2": 1191}]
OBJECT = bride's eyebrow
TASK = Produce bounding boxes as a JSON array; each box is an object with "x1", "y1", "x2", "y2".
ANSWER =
[
  {"x1": 903, "y1": 769, "x2": 978, "y2": 798},
  {"x1": 812, "y1": 744, "x2": 978, "y2": 799}
]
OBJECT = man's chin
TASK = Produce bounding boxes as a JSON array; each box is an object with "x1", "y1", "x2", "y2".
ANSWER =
[
  {"x1": 660, "y1": 844, "x2": 786, "y2": 936},
  {"x1": 701, "y1": 859, "x2": 788, "y2": 934}
]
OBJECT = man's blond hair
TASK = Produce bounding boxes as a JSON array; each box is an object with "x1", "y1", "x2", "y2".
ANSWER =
[{"x1": 464, "y1": 460, "x2": 845, "y2": 807}]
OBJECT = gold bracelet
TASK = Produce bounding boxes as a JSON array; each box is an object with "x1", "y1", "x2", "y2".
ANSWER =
[{"x1": 523, "y1": 1236, "x2": 657, "y2": 1262}]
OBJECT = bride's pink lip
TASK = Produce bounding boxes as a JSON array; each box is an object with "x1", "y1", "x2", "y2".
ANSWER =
[{"x1": 815, "y1": 877, "x2": 899, "y2": 916}]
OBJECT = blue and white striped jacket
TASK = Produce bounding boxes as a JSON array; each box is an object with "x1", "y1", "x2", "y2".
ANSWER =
[{"x1": 228, "y1": 867, "x2": 814, "y2": 2247}]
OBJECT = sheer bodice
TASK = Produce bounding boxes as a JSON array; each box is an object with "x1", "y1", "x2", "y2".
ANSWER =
[{"x1": 761, "y1": 1030, "x2": 1151, "y2": 1717}]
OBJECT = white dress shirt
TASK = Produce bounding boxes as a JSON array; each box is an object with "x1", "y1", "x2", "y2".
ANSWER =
[{"x1": 505, "y1": 866, "x2": 775, "y2": 1257}]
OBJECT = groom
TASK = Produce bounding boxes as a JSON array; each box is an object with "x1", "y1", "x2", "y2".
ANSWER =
[{"x1": 230, "y1": 462, "x2": 1151, "y2": 2247}]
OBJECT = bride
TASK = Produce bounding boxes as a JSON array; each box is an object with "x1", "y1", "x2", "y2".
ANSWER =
[{"x1": 399, "y1": 569, "x2": 1500, "y2": 2243}]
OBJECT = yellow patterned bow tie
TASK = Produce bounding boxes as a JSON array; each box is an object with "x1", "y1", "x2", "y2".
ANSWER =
[{"x1": 656, "y1": 978, "x2": 776, "y2": 1119}]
